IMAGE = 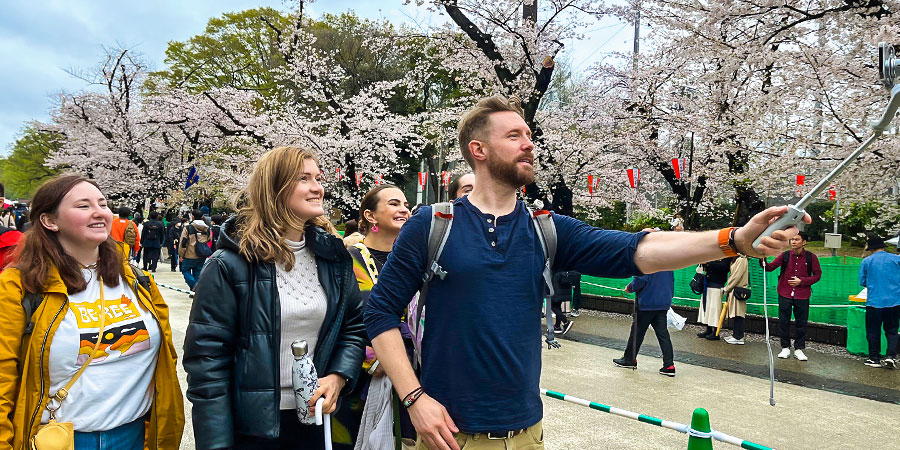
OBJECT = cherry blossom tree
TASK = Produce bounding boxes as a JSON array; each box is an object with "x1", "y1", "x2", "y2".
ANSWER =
[
  {"x1": 595, "y1": 0, "x2": 900, "y2": 227},
  {"x1": 43, "y1": 48, "x2": 186, "y2": 205}
]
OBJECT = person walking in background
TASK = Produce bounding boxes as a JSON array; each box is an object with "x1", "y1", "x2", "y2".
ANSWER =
[
  {"x1": 614, "y1": 263, "x2": 676, "y2": 376},
  {"x1": 0, "y1": 175, "x2": 184, "y2": 449},
  {"x1": 723, "y1": 255, "x2": 751, "y2": 345},
  {"x1": 858, "y1": 234, "x2": 900, "y2": 369},
  {"x1": 209, "y1": 214, "x2": 224, "y2": 251},
  {"x1": 110, "y1": 206, "x2": 140, "y2": 260},
  {"x1": 141, "y1": 211, "x2": 166, "y2": 272},
  {"x1": 133, "y1": 213, "x2": 145, "y2": 263},
  {"x1": 199, "y1": 205, "x2": 212, "y2": 226},
  {"x1": 166, "y1": 216, "x2": 183, "y2": 272},
  {"x1": 0, "y1": 207, "x2": 15, "y2": 230},
  {"x1": 696, "y1": 257, "x2": 733, "y2": 341},
  {"x1": 183, "y1": 146, "x2": 365, "y2": 450},
  {"x1": 550, "y1": 270, "x2": 577, "y2": 334},
  {"x1": 0, "y1": 183, "x2": 16, "y2": 230},
  {"x1": 765, "y1": 231, "x2": 821, "y2": 361},
  {"x1": 177, "y1": 209, "x2": 211, "y2": 291}
]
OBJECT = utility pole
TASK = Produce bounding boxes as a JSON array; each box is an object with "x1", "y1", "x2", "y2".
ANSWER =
[
  {"x1": 832, "y1": 196, "x2": 839, "y2": 257},
  {"x1": 632, "y1": 1, "x2": 640, "y2": 72}
]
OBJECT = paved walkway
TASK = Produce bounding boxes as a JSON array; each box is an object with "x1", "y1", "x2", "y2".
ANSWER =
[{"x1": 151, "y1": 269, "x2": 898, "y2": 450}]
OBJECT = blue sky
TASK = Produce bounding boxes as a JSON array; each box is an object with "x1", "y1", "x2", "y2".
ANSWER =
[{"x1": 0, "y1": 1, "x2": 632, "y2": 154}]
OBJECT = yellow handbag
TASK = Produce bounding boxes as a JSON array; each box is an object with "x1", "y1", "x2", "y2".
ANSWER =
[{"x1": 31, "y1": 280, "x2": 108, "y2": 450}]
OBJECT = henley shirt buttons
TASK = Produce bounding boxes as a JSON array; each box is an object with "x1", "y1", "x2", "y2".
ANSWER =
[
  {"x1": 487, "y1": 219, "x2": 492, "y2": 223},
  {"x1": 489, "y1": 228, "x2": 495, "y2": 232},
  {"x1": 491, "y1": 241, "x2": 496, "y2": 247}
]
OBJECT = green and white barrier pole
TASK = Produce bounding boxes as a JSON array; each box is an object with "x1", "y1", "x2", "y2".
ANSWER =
[
  {"x1": 157, "y1": 283, "x2": 193, "y2": 295},
  {"x1": 540, "y1": 389, "x2": 774, "y2": 450}
]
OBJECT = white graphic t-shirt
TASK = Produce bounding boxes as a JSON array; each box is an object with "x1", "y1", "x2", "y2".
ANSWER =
[{"x1": 42, "y1": 269, "x2": 161, "y2": 431}]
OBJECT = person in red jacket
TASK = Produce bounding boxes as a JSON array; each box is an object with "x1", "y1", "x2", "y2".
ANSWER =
[
  {"x1": 764, "y1": 231, "x2": 822, "y2": 361},
  {"x1": 0, "y1": 225, "x2": 23, "y2": 270}
]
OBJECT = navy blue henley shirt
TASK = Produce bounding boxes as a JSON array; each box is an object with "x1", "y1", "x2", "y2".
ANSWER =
[{"x1": 364, "y1": 196, "x2": 646, "y2": 433}]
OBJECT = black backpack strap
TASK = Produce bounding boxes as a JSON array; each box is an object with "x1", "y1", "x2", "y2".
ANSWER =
[
  {"x1": 22, "y1": 292, "x2": 44, "y2": 335},
  {"x1": 779, "y1": 251, "x2": 789, "y2": 279},
  {"x1": 529, "y1": 207, "x2": 560, "y2": 349},
  {"x1": 128, "y1": 263, "x2": 152, "y2": 292},
  {"x1": 805, "y1": 251, "x2": 814, "y2": 277}
]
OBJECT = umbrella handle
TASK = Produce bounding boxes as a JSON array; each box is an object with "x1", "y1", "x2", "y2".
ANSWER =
[
  {"x1": 314, "y1": 397, "x2": 333, "y2": 450},
  {"x1": 716, "y1": 297, "x2": 730, "y2": 336}
]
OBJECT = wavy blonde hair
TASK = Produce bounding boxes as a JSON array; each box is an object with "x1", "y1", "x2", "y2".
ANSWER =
[{"x1": 234, "y1": 146, "x2": 339, "y2": 270}]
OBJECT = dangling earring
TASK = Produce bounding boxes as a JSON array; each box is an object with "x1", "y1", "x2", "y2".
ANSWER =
[{"x1": 371, "y1": 225, "x2": 379, "y2": 233}]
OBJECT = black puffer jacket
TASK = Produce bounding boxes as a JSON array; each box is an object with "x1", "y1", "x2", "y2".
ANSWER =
[{"x1": 183, "y1": 217, "x2": 365, "y2": 449}]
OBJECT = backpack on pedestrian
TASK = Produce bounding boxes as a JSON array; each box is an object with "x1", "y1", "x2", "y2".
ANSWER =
[
  {"x1": 407, "y1": 202, "x2": 559, "y2": 371},
  {"x1": 142, "y1": 220, "x2": 164, "y2": 246},
  {"x1": 121, "y1": 220, "x2": 139, "y2": 249},
  {"x1": 182, "y1": 225, "x2": 213, "y2": 258}
]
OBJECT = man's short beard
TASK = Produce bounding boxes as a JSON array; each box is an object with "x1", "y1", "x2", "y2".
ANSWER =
[{"x1": 486, "y1": 151, "x2": 534, "y2": 188}]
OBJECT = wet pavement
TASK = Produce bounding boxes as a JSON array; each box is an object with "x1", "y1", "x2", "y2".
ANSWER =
[
  {"x1": 562, "y1": 310, "x2": 900, "y2": 405},
  {"x1": 153, "y1": 266, "x2": 899, "y2": 450}
]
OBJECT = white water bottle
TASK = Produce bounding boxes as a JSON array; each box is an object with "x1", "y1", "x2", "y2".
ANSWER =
[{"x1": 292, "y1": 339, "x2": 319, "y2": 425}]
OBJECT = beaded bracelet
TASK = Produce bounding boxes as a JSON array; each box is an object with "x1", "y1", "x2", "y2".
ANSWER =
[{"x1": 402, "y1": 387, "x2": 425, "y2": 409}]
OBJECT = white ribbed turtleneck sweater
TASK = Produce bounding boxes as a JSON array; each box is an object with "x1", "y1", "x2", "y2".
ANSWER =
[{"x1": 276, "y1": 238, "x2": 328, "y2": 410}]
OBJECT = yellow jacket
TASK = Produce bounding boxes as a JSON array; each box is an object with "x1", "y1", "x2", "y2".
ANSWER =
[{"x1": 0, "y1": 263, "x2": 184, "y2": 450}]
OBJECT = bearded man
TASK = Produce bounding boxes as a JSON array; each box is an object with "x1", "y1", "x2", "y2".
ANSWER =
[{"x1": 364, "y1": 95, "x2": 806, "y2": 450}]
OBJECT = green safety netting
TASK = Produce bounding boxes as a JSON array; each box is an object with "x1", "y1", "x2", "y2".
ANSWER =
[{"x1": 581, "y1": 256, "x2": 864, "y2": 327}]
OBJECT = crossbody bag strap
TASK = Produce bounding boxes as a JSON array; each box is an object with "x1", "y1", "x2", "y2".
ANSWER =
[
  {"x1": 353, "y1": 242, "x2": 380, "y2": 284},
  {"x1": 48, "y1": 278, "x2": 108, "y2": 413}
]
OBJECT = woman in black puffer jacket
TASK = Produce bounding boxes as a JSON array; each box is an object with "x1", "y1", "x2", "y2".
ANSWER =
[{"x1": 183, "y1": 146, "x2": 365, "y2": 450}]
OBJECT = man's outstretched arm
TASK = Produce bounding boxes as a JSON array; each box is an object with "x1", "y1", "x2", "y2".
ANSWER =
[{"x1": 635, "y1": 206, "x2": 811, "y2": 274}]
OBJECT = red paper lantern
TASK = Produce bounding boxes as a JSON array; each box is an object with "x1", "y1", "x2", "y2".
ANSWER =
[
  {"x1": 588, "y1": 175, "x2": 594, "y2": 194},
  {"x1": 375, "y1": 174, "x2": 383, "y2": 185},
  {"x1": 627, "y1": 168, "x2": 640, "y2": 189},
  {"x1": 796, "y1": 175, "x2": 805, "y2": 185},
  {"x1": 829, "y1": 184, "x2": 837, "y2": 201},
  {"x1": 335, "y1": 168, "x2": 342, "y2": 181},
  {"x1": 418, "y1": 172, "x2": 427, "y2": 187},
  {"x1": 442, "y1": 171, "x2": 451, "y2": 191},
  {"x1": 355, "y1": 172, "x2": 363, "y2": 187}
]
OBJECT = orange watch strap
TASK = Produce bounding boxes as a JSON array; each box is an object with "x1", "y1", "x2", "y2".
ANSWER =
[{"x1": 719, "y1": 227, "x2": 738, "y2": 257}]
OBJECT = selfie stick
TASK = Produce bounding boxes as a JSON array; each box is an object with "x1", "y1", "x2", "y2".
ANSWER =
[{"x1": 752, "y1": 43, "x2": 900, "y2": 250}]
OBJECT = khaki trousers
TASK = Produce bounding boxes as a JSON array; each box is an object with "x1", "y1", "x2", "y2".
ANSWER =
[{"x1": 416, "y1": 421, "x2": 543, "y2": 450}]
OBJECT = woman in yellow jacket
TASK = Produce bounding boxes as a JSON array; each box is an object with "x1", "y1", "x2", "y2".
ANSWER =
[{"x1": 0, "y1": 175, "x2": 183, "y2": 450}]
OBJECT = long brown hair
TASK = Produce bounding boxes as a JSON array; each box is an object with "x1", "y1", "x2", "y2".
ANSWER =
[
  {"x1": 13, "y1": 175, "x2": 123, "y2": 294},
  {"x1": 234, "y1": 146, "x2": 339, "y2": 270},
  {"x1": 358, "y1": 184, "x2": 399, "y2": 235}
]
